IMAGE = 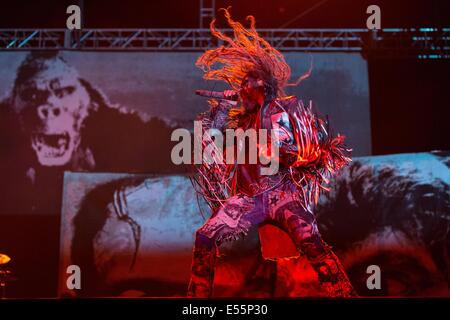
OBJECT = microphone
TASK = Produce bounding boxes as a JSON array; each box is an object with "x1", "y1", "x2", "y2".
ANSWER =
[{"x1": 195, "y1": 90, "x2": 240, "y2": 101}]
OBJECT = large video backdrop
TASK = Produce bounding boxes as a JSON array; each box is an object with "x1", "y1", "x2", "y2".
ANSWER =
[
  {"x1": 0, "y1": 50, "x2": 370, "y2": 217},
  {"x1": 0, "y1": 51, "x2": 371, "y2": 297},
  {"x1": 0, "y1": 51, "x2": 448, "y2": 299},
  {"x1": 0, "y1": 51, "x2": 371, "y2": 151}
]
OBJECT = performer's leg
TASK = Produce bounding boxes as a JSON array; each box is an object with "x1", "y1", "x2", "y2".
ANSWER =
[
  {"x1": 268, "y1": 189, "x2": 357, "y2": 297},
  {"x1": 187, "y1": 194, "x2": 264, "y2": 297},
  {"x1": 187, "y1": 232, "x2": 217, "y2": 297}
]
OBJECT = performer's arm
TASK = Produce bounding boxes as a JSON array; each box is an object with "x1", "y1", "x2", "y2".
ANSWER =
[
  {"x1": 271, "y1": 97, "x2": 322, "y2": 167},
  {"x1": 270, "y1": 97, "x2": 303, "y2": 167},
  {"x1": 202, "y1": 98, "x2": 235, "y2": 132}
]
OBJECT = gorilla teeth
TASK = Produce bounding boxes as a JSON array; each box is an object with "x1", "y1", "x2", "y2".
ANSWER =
[
  {"x1": 39, "y1": 133, "x2": 68, "y2": 148},
  {"x1": 31, "y1": 131, "x2": 70, "y2": 158}
]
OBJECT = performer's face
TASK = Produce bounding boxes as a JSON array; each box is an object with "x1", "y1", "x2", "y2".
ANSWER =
[{"x1": 240, "y1": 75, "x2": 265, "y2": 112}]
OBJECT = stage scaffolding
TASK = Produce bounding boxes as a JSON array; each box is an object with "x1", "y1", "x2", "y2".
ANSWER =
[{"x1": 0, "y1": 28, "x2": 448, "y2": 58}]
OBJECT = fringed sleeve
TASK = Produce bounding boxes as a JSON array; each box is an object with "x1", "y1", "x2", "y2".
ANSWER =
[
  {"x1": 190, "y1": 100, "x2": 236, "y2": 213},
  {"x1": 278, "y1": 97, "x2": 352, "y2": 210}
]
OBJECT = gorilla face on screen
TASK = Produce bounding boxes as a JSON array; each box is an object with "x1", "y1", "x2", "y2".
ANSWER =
[
  {"x1": 11, "y1": 53, "x2": 92, "y2": 167},
  {"x1": 0, "y1": 51, "x2": 181, "y2": 216}
]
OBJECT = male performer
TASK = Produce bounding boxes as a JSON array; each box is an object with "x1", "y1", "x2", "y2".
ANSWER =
[{"x1": 188, "y1": 9, "x2": 356, "y2": 298}]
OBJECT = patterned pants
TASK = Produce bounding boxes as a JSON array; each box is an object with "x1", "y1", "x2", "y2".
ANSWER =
[{"x1": 187, "y1": 182, "x2": 357, "y2": 297}]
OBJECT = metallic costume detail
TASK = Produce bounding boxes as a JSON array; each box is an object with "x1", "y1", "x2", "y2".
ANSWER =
[{"x1": 271, "y1": 111, "x2": 294, "y2": 146}]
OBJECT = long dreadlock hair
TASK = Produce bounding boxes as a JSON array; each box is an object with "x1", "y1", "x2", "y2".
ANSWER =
[
  {"x1": 196, "y1": 8, "x2": 311, "y2": 98},
  {"x1": 192, "y1": 9, "x2": 351, "y2": 213}
]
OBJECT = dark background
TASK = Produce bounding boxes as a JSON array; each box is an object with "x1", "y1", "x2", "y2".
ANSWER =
[{"x1": 0, "y1": 0, "x2": 448, "y2": 29}]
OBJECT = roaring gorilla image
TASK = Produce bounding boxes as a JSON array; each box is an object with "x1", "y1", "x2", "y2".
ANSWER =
[
  {"x1": 0, "y1": 51, "x2": 185, "y2": 297},
  {"x1": 14, "y1": 53, "x2": 92, "y2": 168},
  {"x1": 0, "y1": 51, "x2": 182, "y2": 216}
]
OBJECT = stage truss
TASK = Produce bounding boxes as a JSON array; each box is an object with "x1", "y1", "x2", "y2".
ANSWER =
[{"x1": 0, "y1": 28, "x2": 448, "y2": 58}]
